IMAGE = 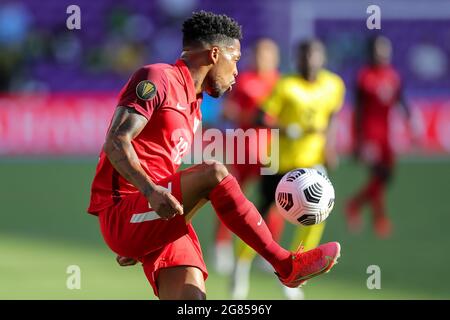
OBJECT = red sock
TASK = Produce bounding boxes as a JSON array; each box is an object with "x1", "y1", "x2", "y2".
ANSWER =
[
  {"x1": 209, "y1": 175, "x2": 292, "y2": 278},
  {"x1": 353, "y1": 176, "x2": 380, "y2": 206},
  {"x1": 369, "y1": 179, "x2": 386, "y2": 219}
]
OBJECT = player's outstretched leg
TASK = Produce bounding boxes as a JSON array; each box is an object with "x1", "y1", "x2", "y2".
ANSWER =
[{"x1": 180, "y1": 161, "x2": 341, "y2": 289}]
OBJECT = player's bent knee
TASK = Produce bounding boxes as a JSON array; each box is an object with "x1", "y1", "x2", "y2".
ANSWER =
[{"x1": 204, "y1": 160, "x2": 229, "y2": 186}]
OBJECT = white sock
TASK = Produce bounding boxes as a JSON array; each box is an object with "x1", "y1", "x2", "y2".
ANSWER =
[
  {"x1": 214, "y1": 242, "x2": 234, "y2": 276},
  {"x1": 231, "y1": 259, "x2": 252, "y2": 300},
  {"x1": 282, "y1": 286, "x2": 305, "y2": 300}
]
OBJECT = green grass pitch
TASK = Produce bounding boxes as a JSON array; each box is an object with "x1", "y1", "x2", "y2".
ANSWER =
[{"x1": 0, "y1": 157, "x2": 449, "y2": 299}]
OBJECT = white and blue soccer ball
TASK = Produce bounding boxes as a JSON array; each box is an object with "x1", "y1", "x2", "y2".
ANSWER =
[{"x1": 275, "y1": 167, "x2": 335, "y2": 226}]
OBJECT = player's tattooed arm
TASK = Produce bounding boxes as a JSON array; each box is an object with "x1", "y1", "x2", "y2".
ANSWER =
[
  {"x1": 104, "y1": 106, "x2": 154, "y2": 194},
  {"x1": 104, "y1": 106, "x2": 183, "y2": 220}
]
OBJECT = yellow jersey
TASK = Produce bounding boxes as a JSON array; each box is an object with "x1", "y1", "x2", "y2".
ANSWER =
[{"x1": 263, "y1": 69, "x2": 345, "y2": 172}]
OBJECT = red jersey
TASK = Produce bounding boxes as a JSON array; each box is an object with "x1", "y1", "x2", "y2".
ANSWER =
[
  {"x1": 88, "y1": 60, "x2": 202, "y2": 214},
  {"x1": 227, "y1": 70, "x2": 279, "y2": 129},
  {"x1": 356, "y1": 65, "x2": 401, "y2": 141}
]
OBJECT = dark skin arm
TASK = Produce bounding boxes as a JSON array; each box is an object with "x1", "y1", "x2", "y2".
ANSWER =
[
  {"x1": 398, "y1": 86, "x2": 411, "y2": 119},
  {"x1": 103, "y1": 106, "x2": 183, "y2": 220},
  {"x1": 255, "y1": 109, "x2": 291, "y2": 135},
  {"x1": 397, "y1": 86, "x2": 422, "y2": 146},
  {"x1": 255, "y1": 108, "x2": 268, "y2": 127},
  {"x1": 353, "y1": 85, "x2": 363, "y2": 159},
  {"x1": 324, "y1": 113, "x2": 339, "y2": 170}
]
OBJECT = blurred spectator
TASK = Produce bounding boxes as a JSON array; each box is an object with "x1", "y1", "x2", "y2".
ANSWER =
[
  {"x1": 0, "y1": 2, "x2": 31, "y2": 45},
  {"x1": 90, "y1": 6, "x2": 151, "y2": 76},
  {"x1": 0, "y1": 2, "x2": 31, "y2": 91}
]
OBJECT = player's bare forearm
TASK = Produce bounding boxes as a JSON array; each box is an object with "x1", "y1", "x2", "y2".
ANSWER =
[
  {"x1": 103, "y1": 106, "x2": 155, "y2": 197},
  {"x1": 105, "y1": 134, "x2": 156, "y2": 197}
]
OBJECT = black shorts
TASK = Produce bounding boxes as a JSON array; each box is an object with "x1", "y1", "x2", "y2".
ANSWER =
[{"x1": 258, "y1": 173, "x2": 285, "y2": 216}]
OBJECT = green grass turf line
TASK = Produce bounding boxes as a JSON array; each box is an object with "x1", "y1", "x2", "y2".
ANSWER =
[{"x1": 0, "y1": 159, "x2": 449, "y2": 299}]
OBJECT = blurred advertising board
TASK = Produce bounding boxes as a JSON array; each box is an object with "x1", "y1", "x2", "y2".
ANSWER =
[
  {"x1": 0, "y1": 94, "x2": 115, "y2": 155},
  {"x1": 0, "y1": 94, "x2": 448, "y2": 156}
]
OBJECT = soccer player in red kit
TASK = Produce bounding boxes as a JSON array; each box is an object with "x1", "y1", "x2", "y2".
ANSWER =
[
  {"x1": 346, "y1": 35, "x2": 411, "y2": 238},
  {"x1": 87, "y1": 11, "x2": 340, "y2": 300}
]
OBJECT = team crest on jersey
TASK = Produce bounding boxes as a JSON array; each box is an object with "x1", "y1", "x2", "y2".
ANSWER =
[{"x1": 136, "y1": 80, "x2": 157, "y2": 100}]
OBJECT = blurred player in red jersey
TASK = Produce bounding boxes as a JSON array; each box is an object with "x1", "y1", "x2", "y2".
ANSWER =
[
  {"x1": 213, "y1": 39, "x2": 284, "y2": 276},
  {"x1": 87, "y1": 11, "x2": 340, "y2": 300},
  {"x1": 346, "y1": 35, "x2": 411, "y2": 238}
]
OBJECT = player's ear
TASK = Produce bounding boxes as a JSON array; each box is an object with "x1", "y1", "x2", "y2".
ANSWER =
[{"x1": 209, "y1": 46, "x2": 220, "y2": 64}]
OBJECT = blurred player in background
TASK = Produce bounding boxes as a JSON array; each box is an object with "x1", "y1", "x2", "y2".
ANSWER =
[
  {"x1": 87, "y1": 12, "x2": 341, "y2": 300},
  {"x1": 345, "y1": 35, "x2": 411, "y2": 238},
  {"x1": 231, "y1": 39, "x2": 345, "y2": 299},
  {"x1": 213, "y1": 39, "x2": 284, "y2": 277}
]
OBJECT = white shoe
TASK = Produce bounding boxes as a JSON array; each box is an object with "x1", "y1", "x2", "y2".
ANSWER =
[
  {"x1": 214, "y1": 242, "x2": 234, "y2": 276},
  {"x1": 231, "y1": 260, "x2": 251, "y2": 300},
  {"x1": 282, "y1": 286, "x2": 305, "y2": 300}
]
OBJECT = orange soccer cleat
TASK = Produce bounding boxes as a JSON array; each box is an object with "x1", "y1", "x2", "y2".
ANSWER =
[
  {"x1": 374, "y1": 215, "x2": 392, "y2": 239},
  {"x1": 277, "y1": 242, "x2": 341, "y2": 288}
]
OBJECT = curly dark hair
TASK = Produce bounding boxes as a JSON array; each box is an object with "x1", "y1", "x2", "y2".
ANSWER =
[{"x1": 182, "y1": 11, "x2": 242, "y2": 48}]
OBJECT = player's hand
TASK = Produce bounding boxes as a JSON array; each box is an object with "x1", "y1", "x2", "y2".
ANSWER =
[
  {"x1": 116, "y1": 255, "x2": 138, "y2": 267},
  {"x1": 147, "y1": 185, "x2": 184, "y2": 220},
  {"x1": 284, "y1": 123, "x2": 303, "y2": 140}
]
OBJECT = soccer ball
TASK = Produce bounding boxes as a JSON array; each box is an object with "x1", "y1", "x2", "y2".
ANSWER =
[{"x1": 275, "y1": 168, "x2": 335, "y2": 226}]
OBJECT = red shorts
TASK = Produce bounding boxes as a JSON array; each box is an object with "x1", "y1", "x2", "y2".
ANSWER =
[{"x1": 97, "y1": 172, "x2": 208, "y2": 297}]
